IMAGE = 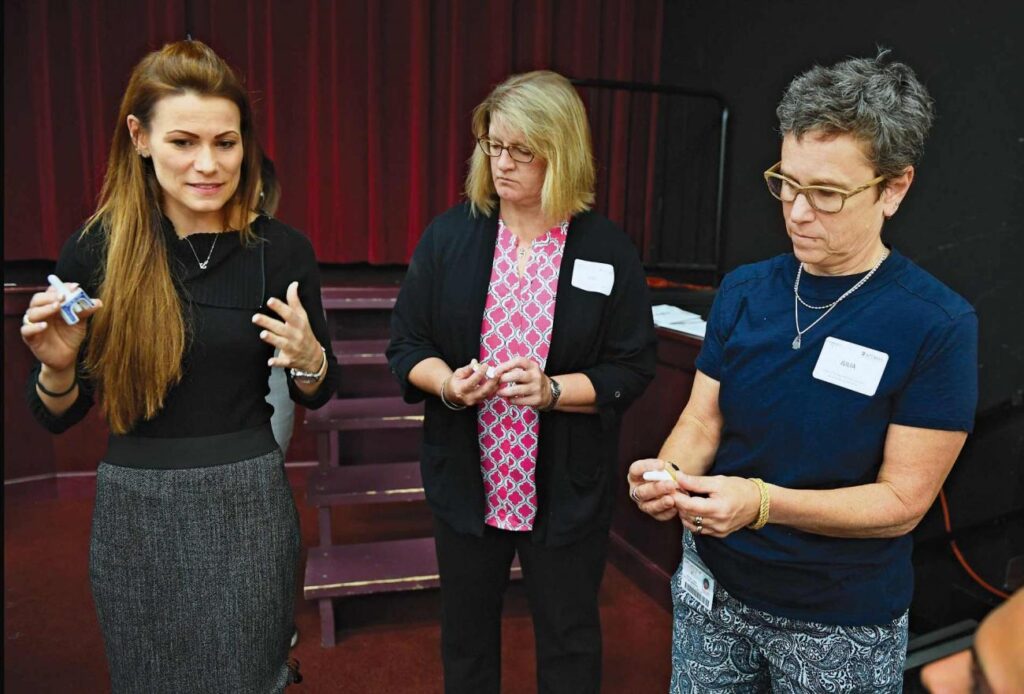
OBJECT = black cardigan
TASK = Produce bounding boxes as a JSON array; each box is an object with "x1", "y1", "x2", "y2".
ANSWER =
[{"x1": 387, "y1": 203, "x2": 656, "y2": 546}]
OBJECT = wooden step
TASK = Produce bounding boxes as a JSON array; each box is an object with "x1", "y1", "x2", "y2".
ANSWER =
[
  {"x1": 332, "y1": 338, "x2": 388, "y2": 366},
  {"x1": 304, "y1": 537, "x2": 522, "y2": 600},
  {"x1": 305, "y1": 396, "x2": 424, "y2": 432},
  {"x1": 307, "y1": 462, "x2": 424, "y2": 506},
  {"x1": 322, "y1": 286, "x2": 399, "y2": 311}
]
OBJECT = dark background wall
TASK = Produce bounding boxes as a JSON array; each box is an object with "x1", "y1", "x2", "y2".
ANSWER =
[{"x1": 659, "y1": 0, "x2": 1023, "y2": 631}]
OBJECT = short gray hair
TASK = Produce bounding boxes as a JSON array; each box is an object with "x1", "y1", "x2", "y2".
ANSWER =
[{"x1": 776, "y1": 49, "x2": 935, "y2": 181}]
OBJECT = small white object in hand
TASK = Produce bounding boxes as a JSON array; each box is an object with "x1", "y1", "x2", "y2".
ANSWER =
[
  {"x1": 470, "y1": 359, "x2": 497, "y2": 379},
  {"x1": 643, "y1": 470, "x2": 675, "y2": 482}
]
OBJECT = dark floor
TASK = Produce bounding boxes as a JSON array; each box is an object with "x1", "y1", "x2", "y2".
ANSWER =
[{"x1": 3, "y1": 468, "x2": 674, "y2": 693}]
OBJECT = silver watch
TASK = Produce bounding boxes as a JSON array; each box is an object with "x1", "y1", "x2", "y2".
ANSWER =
[
  {"x1": 541, "y1": 376, "x2": 561, "y2": 412},
  {"x1": 290, "y1": 346, "x2": 327, "y2": 384}
]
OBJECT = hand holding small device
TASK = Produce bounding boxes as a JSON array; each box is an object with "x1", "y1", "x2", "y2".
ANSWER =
[
  {"x1": 20, "y1": 275, "x2": 103, "y2": 377},
  {"x1": 444, "y1": 359, "x2": 500, "y2": 407},
  {"x1": 48, "y1": 274, "x2": 97, "y2": 325}
]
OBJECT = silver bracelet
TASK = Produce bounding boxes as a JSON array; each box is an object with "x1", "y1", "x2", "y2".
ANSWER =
[{"x1": 440, "y1": 373, "x2": 466, "y2": 411}]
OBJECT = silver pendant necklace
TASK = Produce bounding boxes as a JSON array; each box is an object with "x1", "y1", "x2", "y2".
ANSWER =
[
  {"x1": 183, "y1": 233, "x2": 218, "y2": 270},
  {"x1": 792, "y1": 249, "x2": 889, "y2": 349}
]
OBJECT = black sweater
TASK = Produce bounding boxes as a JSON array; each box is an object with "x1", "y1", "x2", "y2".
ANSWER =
[
  {"x1": 27, "y1": 215, "x2": 339, "y2": 466},
  {"x1": 387, "y1": 203, "x2": 657, "y2": 546}
]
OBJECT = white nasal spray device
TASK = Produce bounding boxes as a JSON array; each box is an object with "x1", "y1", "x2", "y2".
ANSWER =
[{"x1": 48, "y1": 274, "x2": 96, "y2": 325}]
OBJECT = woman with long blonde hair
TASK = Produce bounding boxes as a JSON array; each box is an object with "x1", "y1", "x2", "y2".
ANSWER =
[{"x1": 21, "y1": 40, "x2": 338, "y2": 692}]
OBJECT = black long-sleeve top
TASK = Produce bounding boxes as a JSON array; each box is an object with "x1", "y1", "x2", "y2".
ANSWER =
[
  {"x1": 26, "y1": 215, "x2": 339, "y2": 467},
  {"x1": 387, "y1": 203, "x2": 657, "y2": 546}
]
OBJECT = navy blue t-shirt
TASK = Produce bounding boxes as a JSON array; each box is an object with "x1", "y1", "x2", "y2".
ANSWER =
[{"x1": 693, "y1": 249, "x2": 977, "y2": 626}]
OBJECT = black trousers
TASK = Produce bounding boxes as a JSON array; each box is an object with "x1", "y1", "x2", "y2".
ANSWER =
[{"x1": 433, "y1": 516, "x2": 609, "y2": 694}]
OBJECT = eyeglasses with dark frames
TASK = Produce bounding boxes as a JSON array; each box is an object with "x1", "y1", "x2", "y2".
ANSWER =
[
  {"x1": 478, "y1": 138, "x2": 535, "y2": 164},
  {"x1": 763, "y1": 161, "x2": 885, "y2": 214}
]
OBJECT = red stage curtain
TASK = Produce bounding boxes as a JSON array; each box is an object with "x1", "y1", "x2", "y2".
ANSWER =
[
  {"x1": 4, "y1": 0, "x2": 663, "y2": 264},
  {"x1": 3, "y1": 0, "x2": 186, "y2": 261}
]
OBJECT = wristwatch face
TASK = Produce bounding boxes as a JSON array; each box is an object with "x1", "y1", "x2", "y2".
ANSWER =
[
  {"x1": 550, "y1": 377, "x2": 561, "y2": 400},
  {"x1": 289, "y1": 367, "x2": 319, "y2": 383}
]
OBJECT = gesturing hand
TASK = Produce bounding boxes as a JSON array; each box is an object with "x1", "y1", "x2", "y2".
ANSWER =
[
  {"x1": 252, "y1": 281, "x2": 323, "y2": 373},
  {"x1": 20, "y1": 283, "x2": 103, "y2": 372}
]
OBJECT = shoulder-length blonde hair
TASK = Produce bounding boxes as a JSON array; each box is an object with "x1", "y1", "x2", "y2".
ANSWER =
[
  {"x1": 465, "y1": 70, "x2": 595, "y2": 221},
  {"x1": 84, "y1": 39, "x2": 264, "y2": 433}
]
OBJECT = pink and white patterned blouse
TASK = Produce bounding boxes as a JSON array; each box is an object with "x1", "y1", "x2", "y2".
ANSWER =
[{"x1": 477, "y1": 218, "x2": 569, "y2": 531}]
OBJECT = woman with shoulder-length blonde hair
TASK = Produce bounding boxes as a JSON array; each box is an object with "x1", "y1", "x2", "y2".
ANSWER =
[
  {"x1": 388, "y1": 69, "x2": 657, "y2": 693},
  {"x1": 21, "y1": 39, "x2": 338, "y2": 692}
]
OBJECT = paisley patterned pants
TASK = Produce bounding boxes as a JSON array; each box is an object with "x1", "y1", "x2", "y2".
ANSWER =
[{"x1": 671, "y1": 532, "x2": 907, "y2": 693}]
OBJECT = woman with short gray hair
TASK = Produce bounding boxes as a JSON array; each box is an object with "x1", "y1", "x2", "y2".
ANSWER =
[{"x1": 629, "y1": 51, "x2": 977, "y2": 692}]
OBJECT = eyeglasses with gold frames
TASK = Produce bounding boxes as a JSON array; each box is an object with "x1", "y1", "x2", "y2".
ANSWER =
[
  {"x1": 477, "y1": 138, "x2": 536, "y2": 164},
  {"x1": 763, "y1": 162, "x2": 885, "y2": 214}
]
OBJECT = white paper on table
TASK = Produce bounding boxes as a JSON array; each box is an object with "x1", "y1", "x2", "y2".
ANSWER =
[{"x1": 651, "y1": 304, "x2": 707, "y2": 338}]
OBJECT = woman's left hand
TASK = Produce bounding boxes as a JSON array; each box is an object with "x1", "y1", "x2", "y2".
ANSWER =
[
  {"x1": 252, "y1": 281, "x2": 323, "y2": 373},
  {"x1": 494, "y1": 357, "x2": 551, "y2": 409},
  {"x1": 673, "y1": 472, "x2": 762, "y2": 538}
]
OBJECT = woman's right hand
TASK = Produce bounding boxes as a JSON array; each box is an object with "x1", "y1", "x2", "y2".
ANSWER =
[
  {"x1": 628, "y1": 458, "x2": 688, "y2": 521},
  {"x1": 444, "y1": 361, "x2": 501, "y2": 407},
  {"x1": 20, "y1": 283, "x2": 101, "y2": 371}
]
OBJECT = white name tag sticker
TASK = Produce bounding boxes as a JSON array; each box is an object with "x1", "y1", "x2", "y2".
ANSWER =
[
  {"x1": 571, "y1": 259, "x2": 614, "y2": 296},
  {"x1": 812, "y1": 336, "x2": 889, "y2": 396},
  {"x1": 680, "y1": 549, "x2": 715, "y2": 612}
]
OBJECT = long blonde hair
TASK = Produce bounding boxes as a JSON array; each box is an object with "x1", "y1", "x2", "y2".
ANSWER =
[
  {"x1": 85, "y1": 40, "x2": 264, "y2": 433},
  {"x1": 465, "y1": 70, "x2": 595, "y2": 221}
]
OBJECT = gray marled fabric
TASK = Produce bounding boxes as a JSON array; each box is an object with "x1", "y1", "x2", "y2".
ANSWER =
[{"x1": 89, "y1": 450, "x2": 300, "y2": 693}]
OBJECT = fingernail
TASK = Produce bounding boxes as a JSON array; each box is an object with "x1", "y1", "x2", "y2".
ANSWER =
[
  {"x1": 251, "y1": 315, "x2": 259, "y2": 323},
  {"x1": 267, "y1": 359, "x2": 274, "y2": 366},
  {"x1": 260, "y1": 331, "x2": 268, "y2": 339}
]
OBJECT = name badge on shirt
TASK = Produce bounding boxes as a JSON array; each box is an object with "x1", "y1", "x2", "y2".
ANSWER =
[
  {"x1": 680, "y1": 548, "x2": 715, "y2": 612},
  {"x1": 571, "y1": 259, "x2": 614, "y2": 296},
  {"x1": 813, "y1": 336, "x2": 889, "y2": 396}
]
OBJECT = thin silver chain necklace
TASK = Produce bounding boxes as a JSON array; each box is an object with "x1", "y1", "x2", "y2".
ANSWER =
[
  {"x1": 183, "y1": 233, "x2": 218, "y2": 270},
  {"x1": 791, "y1": 249, "x2": 889, "y2": 349}
]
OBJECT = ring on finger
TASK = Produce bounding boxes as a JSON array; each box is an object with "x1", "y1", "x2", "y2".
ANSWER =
[
  {"x1": 22, "y1": 312, "x2": 34, "y2": 326},
  {"x1": 630, "y1": 486, "x2": 641, "y2": 504}
]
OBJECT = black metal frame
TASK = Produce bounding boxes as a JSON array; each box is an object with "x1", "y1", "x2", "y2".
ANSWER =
[{"x1": 571, "y1": 77, "x2": 729, "y2": 280}]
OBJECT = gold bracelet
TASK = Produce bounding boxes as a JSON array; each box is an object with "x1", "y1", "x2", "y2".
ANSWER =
[{"x1": 747, "y1": 477, "x2": 770, "y2": 530}]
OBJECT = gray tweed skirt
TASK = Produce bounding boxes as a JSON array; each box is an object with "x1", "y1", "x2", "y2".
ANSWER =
[{"x1": 89, "y1": 449, "x2": 300, "y2": 693}]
